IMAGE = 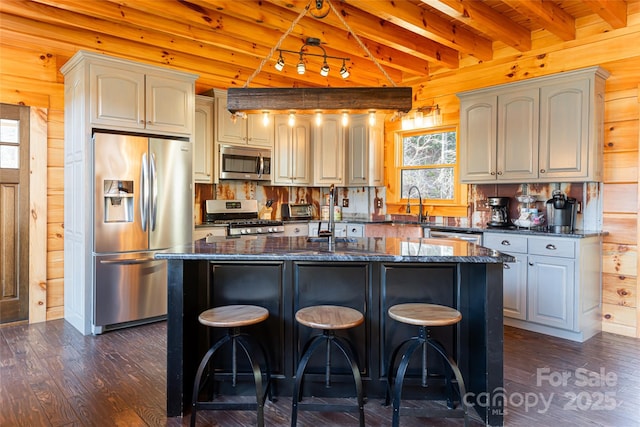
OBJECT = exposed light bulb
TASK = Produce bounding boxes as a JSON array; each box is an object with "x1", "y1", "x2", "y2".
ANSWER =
[
  {"x1": 275, "y1": 52, "x2": 285, "y2": 72},
  {"x1": 339, "y1": 60, "x2": 350, "y2": 79},
  {"x1": 414, "y1": 110, "x2": 423, "y2": 128},
  {"x1": 315, "y1": 111, "x2": 323, "y2": 126},
  {"x1": 320, "y1": 58, "x2": 330, "y2": 77},
  {"x1": 433, "y1": 105, "x2": 443, "y2": 126},
  {"x1": 288, "y1": 112, "x2": 296, "y2": 127},
  {"x1": 297, "y1": 55, "x2": 305, "y2": 75},
  {"x1": 368, "y1": 111, "x2": 376, "y2": 126},
  {"x1": 341, "y1": 111, "x2": 349, "y2": 127},
  {"x1": 262, "y1": 111, "x2": 270, "y2": 127}
]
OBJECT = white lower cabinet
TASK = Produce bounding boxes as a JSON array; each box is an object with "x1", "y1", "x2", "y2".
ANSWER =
[
  {"x1": 193, "y1": 227, "x2": 226, "y2": 240},
  {"x1": 484, "y1": 232, "x2": 601, "y2": 342}
]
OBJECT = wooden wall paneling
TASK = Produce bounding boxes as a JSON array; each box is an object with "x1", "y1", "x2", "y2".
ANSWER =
[
  {"x1": 605, "y1": 93, "x2": 639, "y2": 123},
  {"x1": 603, "y1": 273, "x2": 637, "y2": 308},
  {"x1": 603, "y1": 183, "x2": 638, "y2": 213},
  {"x1": 29, "y1": 107, "x2": 48, "y2": 324},
  {"x1": 602, "y1": 242, "x2": 637, "y2": 278},
  {"x1": 637, "y1": 83, "x2": 640, "y2": 337},
  {"x1": 604, "y1": 119, "x2": 639, "y2": 152},
  {"x1": 603, "y1": 214, "x2": 638, "y2": 245},
  {"x1": 46, "y1": 194, "x2": 63, "y2": 224},
  {"x1": 602, "y1": 303, "x2": 638, "y2": 336},
  {"x1": 603, "y1": 151, "x2": 638, "y2": 182},
  {"x1": 45, "y1": 278, "x2": 64, "y2": 311},
  {"x1": 46, "y1": 250, "x2": 63, "y2": 282},
  {"x1": 47, "y1": 223, "x2": 64, "y2": 252}
]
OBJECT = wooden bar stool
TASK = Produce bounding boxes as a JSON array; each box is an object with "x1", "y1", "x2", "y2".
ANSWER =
[
  {"x1": 291, "y1": 305, "x2": 365, "y2": 427},
  {"x1": 385, "y1": 303, "x2": 469, "y2": 427},
  {"x1": 190, "y1": 305, "x2": 272, "y2": 427}
]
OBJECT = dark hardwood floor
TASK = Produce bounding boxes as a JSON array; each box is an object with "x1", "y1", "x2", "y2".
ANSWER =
[{"x1": 1, "y1": 320, "x2": 639, "y2": 426}]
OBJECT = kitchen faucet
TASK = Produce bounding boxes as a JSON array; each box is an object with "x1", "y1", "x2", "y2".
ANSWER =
[
  {"x1": 406, "y1": 185, "x2": 425, "y2": 223},
  {"x1": 318, "y1": 184, "x2": 336, "y2": 246}
]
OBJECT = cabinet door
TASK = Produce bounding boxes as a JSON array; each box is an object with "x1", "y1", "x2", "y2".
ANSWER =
[
  {"x1": 273, "y1": 116, "x2": 311, "y2": 185},
  {"x1": 193, "y1": 96, "x2": 214, "y2": 183},
  {"x1": 497, "y1": 89, "x2": 539, "y2": 181},
  {"x1": 145, "y1": 74, "x2": 193, "y2": 135},
  {"x1": 346, "y1": 223, "x2": 365, "y2": 237},
  {"x1": 313, "y1": 115, "x2": 345, "y2": 185},
  {"x1": 215, "y1": 95, "x2": 246, "y2": 145},
  {"x1": 502, "y1": 252, "x2": 527, "y2": 320},
  {"x1": 90, "y1": 64, "x2": 145, "y2": 129},
  {"x1": 246, "y1": 115, "x2": 273, "y2": 147},
  {"x1": 539, "y1": 78, "x2": 590, "y2": 180},
  {"x1": 527, "y1": 255, "x2": 575, "y2": 330},
  {"x1": 283, "y1": 223, "x2": 309, "y2": 236},
  {"x1": 459, "y1": 96, "x2": 498, "y2": 182}
]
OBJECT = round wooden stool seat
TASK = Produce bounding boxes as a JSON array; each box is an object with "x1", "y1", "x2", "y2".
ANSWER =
[
  {"x1": 295, "y1": 305, "x2": 364, "y2": 330},
  {"x1": 199, "y1": 305, "x2": 269, "y2": 328},
  {"x1": 388, "y1": 303, "x2": 462, "y2": 327}
]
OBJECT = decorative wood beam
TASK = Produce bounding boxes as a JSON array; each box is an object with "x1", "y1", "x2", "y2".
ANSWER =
[
  {"x1": 424, "y1": 0, "x2": 532, "y2": 52},
  {"x1": 502, "y1": 0, "x2": 576, "y2": 42},
  {"x1": 348, "y1": 0, "x2": 493, "y2": 61},
  {"x1": 582, "y1": 0, "x2": 627, "y2": 29},
  {"x1": 227, "y1": 87, "x2": 413, "y2": 114},
  {"x1": 265, "y1": 0, "x2": 459, "y2": 69}
]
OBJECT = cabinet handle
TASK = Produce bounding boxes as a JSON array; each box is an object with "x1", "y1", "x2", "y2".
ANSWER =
[
  {"x1": 491, "y1": 171, "x2": 496, "y2": 176},
  {"x1": 529, "y1": 262, "x2": 534, "y2": 266},
  {"x1": 295, "y1": 228, "x2": 300, "y2": 233},
  {"x1": 351, "y1": 228, "x2": 357, "y2": 232},
  {"x1": 503, "y1": 264, "x2": 510, "y2": 270},
  {"x1": 540, "y1": 169, "x2": 546, "y2": 173},
  {"x1": 545, "y1": 244, "x2": 557, "y2": 250},
  {"x1": 497, "y1": 171, "x2": 503, "y2": 175},
  {"x1": 501, "y1": 240, "x2": 511, "y2": 246}
]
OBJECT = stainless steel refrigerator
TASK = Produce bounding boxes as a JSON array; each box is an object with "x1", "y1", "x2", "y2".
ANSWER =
[{"x1": 92, "y1": 132, "x2": 192, "y2": 334}]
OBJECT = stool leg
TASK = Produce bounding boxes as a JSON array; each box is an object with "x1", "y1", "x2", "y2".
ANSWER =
[
  {"x1": 392, "y1": 338, "x2": 425, "y2": 427},
  {"x1": 236, "y1": 335, "x2": 266, "y2": 427},
  {"x1": 384, "y1": 337, "x2": 417, "y2": 406},
  {"x1": 190, "y1": 334, "x2": 232, "y2": 427},
  {"x1": 332, "y1": 336, "x2": 365, "y2": 427},
  {"x1": 291, "y1": 335, "x2": 327, "y2": 427},
  {"x1": 427, "y1": 339, "x2": 470, "y2": 426}
]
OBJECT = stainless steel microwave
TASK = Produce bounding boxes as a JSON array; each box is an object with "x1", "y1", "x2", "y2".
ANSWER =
[{"x1": 219, "y1": 145, "x2": 271, "y2": 181}]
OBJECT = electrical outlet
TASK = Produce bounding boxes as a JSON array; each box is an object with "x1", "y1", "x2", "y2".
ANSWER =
[
  {"x1": 342, "y1": 198, "x2": 349, "y2": 208},
  {"x1": 375, "y1": 198, "x2": 383, "y2": 208}
]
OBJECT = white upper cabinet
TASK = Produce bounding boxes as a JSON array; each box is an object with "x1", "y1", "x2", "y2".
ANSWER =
[
  {"x1": 347, "y1": 114, "x2": 384, "y2": 186},
  {"x1": 193, "y1": 95, "x2": 214, "y2": 183},
  {"x1": 85, "y1": 56, "x2": 195, "y2": 137},
  {"x1": 212, "y1": 89, "x2": 273, "y2": 147},
  {"x1": 313, "y1": 115, "x2": 345, "y2": 186},
  {"x1": 273, "y1": 115, "x2": 312, "y2": 186},
  {"x1": 458, "y1": 66, "x2": 609, "y2": 183}
]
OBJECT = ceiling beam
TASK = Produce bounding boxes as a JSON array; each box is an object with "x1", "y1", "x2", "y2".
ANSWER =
[
  {"x1": 502, "y1": 0, "x2": 576, "y2": 42},
  {"x1": 582, "y1": 0, "x2": 627, "y2": 29},
  {"x1": 265, "y1": 0, "x2": 459, "y2": 69},
  {"x1": 347, "y1": 0, "x2": 493, "y2": 61},
  {"x1": 193, "y1": 0, "x2": 419, "y2": 80},
  {"x1": 424, "y1": 0, "x2": 531, "y2": 52}
]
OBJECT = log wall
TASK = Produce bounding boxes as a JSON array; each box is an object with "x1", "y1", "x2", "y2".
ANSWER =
[{"x1": 1, "y1": 5, "x2": 639, "y2": 337}]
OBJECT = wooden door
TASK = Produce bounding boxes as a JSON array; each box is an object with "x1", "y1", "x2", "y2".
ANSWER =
[{"x1": 0, "y1": 104, "x2": 30, "y2": 323}]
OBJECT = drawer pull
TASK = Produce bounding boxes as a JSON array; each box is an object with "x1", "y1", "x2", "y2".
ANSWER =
[
  {"x1": 503, "y1": 264, "x2": 510, "y2": 270},
  {"x1": 501, "y1": 240, "x2": 511, "y2": 246},
  {"x1": 529, "y1": 262, "x2": 534, "y2": 266},
  {"x1": 545, "y1": 244, "x2": 557, "y2": 250}
]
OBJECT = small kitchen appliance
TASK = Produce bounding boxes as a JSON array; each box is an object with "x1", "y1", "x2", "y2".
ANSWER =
[
  {"x1": 282, "y1": 203, "x2": 313, "y2": 221},
  {"x1": 545, "y1": 190, "x2": 577, "y2": 233},
  {"x1": 487, "y1": 197, "x2": 510, "y2": 227},
  {"x1": 204, "y1": 199, "x2": 284, "y2": 236},
  {"x1": 219, "y1": 145, "x2": 271, "y2": 181}
]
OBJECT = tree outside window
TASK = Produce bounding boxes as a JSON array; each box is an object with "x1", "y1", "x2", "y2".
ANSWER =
[{"x1": 400, "y1": 129, "x2": 457, "y2": 201}]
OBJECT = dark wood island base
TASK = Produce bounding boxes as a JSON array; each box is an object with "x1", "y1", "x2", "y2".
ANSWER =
[{"x1": 157, "y1": 235, "x2": 513, "y2": 426}]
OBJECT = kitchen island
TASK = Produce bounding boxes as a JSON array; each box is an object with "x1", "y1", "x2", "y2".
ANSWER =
[{"x1": 156, "y1": 235, "x2": 514, "y2": 426}]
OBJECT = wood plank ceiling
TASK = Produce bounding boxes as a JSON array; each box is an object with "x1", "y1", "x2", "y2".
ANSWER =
[{"x1": 0, "y1": 0, "x2": 631, "y2": 94}]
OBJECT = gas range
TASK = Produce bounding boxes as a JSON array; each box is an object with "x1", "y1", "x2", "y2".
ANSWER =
[{"x1": 204, "y1": 200, "x2": 284, "y2": 236}]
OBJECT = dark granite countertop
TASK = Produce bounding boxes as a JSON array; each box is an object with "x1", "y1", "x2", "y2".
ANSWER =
[{"x1": 156, "y1": 235, "x2": 514, "y2": 263}]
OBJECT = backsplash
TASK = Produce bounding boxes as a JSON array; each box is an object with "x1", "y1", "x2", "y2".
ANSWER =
[
  {"x1": 195, "y1": 181, "x2": 602, "y2": 231},
  {"x1": 194, "y1": 182, "x2": 385, "y2": 223}
]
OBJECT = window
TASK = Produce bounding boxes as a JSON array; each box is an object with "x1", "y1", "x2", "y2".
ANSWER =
[{"x1": 398, "y1": 128, "x2": 457, "y2": 201}]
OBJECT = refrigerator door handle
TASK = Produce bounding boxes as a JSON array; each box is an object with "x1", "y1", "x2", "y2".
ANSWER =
[
  {"x1": 150, "y1": 152, "x2": 158, "y2": 231},
  {"x1": 140, "y1": 152, "x2": 149, "y2": 231},
  {"x1": 99, "y1": 257, "x2": 158, "y2": 265}
]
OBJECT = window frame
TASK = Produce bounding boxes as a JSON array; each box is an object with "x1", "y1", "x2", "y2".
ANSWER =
[{"x1": 389, "y1": 125, "x2": 468, "y2": 216}]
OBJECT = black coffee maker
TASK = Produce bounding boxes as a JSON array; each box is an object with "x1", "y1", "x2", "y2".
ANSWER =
[
  {"x1": 546, "y1": 190, "x2": 577, "y2": 233},
  {"x1": 487, "y1": 197, "x2": 510, "y2": 227}
]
